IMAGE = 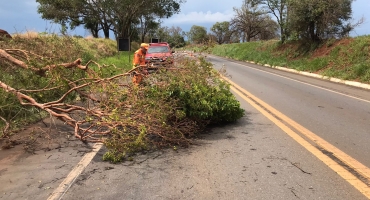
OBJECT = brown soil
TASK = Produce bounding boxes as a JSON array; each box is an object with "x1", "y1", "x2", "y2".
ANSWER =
[
  {"x1": 311, "y1": 38, "x2": 353, "y2": 58},
  {"x1": 0, "y1": 117, "x2": 76, "y2": 158},
  {"x1": 271, "y1": 38, "x2": 354, "y2": 62}
]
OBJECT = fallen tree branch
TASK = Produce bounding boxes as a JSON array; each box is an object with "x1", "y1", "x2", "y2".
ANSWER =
[
  {"x1": 0, "y1": 116, "x2": 10, "y2": 135},
  {"x1": 0, "y1": 49, "x2": 88, "y2": 76}
]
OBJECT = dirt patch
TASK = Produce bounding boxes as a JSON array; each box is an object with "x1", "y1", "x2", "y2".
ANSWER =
[
  {"x1": 271, "y1": 38, "x2": 354, "y2": 62},
  {"x1": 311, "y1": 38, "x2": 354, "y2": 58},
  {"x1": 0, "y1": 116, "x2": 78, "y2": 159}
]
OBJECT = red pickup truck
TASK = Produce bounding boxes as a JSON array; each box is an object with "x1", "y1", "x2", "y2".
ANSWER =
[{"x1": 145, "y1": 42, "x2": 174, "y2": 67}]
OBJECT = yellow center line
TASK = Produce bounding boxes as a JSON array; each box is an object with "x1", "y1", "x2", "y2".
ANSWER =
[{"x1": 222, "y1": 75, "x2": 370, "y2": 198}]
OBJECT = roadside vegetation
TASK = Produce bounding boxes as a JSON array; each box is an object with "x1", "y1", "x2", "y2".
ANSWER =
[
  {"x1": 209, "y1": 35, "x2": 370, "y2": 83},
  {"x1": 0, "y1": 33, "x2": 118, "y2": 138}
]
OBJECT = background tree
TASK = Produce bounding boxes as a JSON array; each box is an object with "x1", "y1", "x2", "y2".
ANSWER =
[
  {"x1": 257, "y1": 0, "x2": 289, "y2": 43},
  {"x1": 166, "y1": 26, "x2": 186, "y2": 48},
  {"x1": 155, "y1": 26, "x2": 170, "y2": 42},
  {"x1": 187, "y1": 25, "x2": 208, "y2": 44},
  {"x1": 288, "y1": 0, "x2": 356, "y2": 41},
  {"x1": 154, "y1": 26, "x2": 186, "y2": 48},
  {"x1": 37, "y1": 0, "x2": 185, "y2": 40},
  {"x1": 230, "y1": 0, "x2": 272, "y2": 42},
  {"x1": 207, "y1": 33, "x2": 217, "y2": 44},
  {"x1": 254, "y1": 16, "x2": 279, "y2": 40},
  {"x1": 210, "y1": 21, "x2": 232, "y2": 44},
  {"x1": 104, "y1": 0, "x2": 183, "y2": 40},
  {"x1": 37, "y1": 0, "x2": 112, "y2": 38},
  {"x1": 138, "y1": 14, "x2": 160, "y2": 42},
  {"x1": 230, "y1": 30, "x2": 242, "y2": 43}
]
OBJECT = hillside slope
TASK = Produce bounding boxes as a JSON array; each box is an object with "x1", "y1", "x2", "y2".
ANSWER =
[{"x1": 210, "y1": 36, "x2": 370, "y2": 84}]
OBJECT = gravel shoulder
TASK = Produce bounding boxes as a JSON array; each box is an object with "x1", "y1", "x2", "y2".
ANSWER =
[{"x1": 0, "y1": 117, "x2": 95, "y2": 200}]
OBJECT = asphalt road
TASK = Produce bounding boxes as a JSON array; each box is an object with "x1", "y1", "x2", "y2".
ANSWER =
[
  {"x1": 0, "y1": 54, "x2": 369, "y2": 199},
  {"x1": 61, "y1": 92, "x2": 367, "y2": 200},
  {"x1": 207, "y1": 55, "x2": 370, "y2": 169}
]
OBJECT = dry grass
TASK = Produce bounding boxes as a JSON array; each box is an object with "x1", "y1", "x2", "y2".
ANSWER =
[{"x1": 12, "y1": 31, "x2": 41, "y2": 39}]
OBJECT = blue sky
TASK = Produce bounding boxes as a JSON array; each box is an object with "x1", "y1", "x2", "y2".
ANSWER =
[{"x1": 1, "y1": 0, "x2": 369, "y2": 38}]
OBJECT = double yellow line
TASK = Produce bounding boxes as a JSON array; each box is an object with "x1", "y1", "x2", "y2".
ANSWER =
[{"x1": 223, "y1": 75, "x2": 370, "y2": 198}]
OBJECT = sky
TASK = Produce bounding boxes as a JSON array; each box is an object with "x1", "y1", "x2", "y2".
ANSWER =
[{"x1": 1, "y1": 0, "x2": 370, "y2": 39}]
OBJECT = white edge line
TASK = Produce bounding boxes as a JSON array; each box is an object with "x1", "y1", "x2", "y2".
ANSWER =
[
  {"x1": 273, "y1": 65, "x2": 370, "y2": 90},
  {"x1": 47, "y1": 143, "x2": 103, "y2": 200},
  {"x1": 207, "y1": 55, "x2": 370, "y2": 103},
  {"x1": 207, "y1": 54, "x2": 370, "y2": 90}
]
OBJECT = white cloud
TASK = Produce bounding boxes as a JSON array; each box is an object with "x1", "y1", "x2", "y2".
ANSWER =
[{"x1": 164, "y1": 10, "x2": 234, "y2": 24}]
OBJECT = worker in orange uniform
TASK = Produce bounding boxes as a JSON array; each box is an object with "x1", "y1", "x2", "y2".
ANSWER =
[
  {"x1": 132, "y1": 43, "x2": 149, "y2": 84},
  {"x1": 133, "y1": 43, "x2": 149, "y2": 68}
]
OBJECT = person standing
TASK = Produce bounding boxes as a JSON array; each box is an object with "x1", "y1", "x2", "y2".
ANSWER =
[
  {"x1": 132, "y1": 43, "x2": 149, "y2": 84},
  {"x1": 133, "y1": 43, "x2": 149, "y2": 68}
]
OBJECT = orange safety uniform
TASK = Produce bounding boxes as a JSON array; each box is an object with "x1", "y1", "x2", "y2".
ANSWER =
[
  {"x1": 133, "y1": 48, "x2": 146, "y2": 68},
  {"x1": 132, "y1": 43, "x2": 149, "y2": 84}
]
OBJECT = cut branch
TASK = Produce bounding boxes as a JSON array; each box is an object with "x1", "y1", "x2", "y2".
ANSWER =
[{"x1": 0, "y1": 116, "x2": 10, "y2": 135}]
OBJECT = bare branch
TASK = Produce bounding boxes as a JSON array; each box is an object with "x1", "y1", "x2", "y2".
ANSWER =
[{"x1": 0, "y1": 116, "x2": 10, "y2": 135}]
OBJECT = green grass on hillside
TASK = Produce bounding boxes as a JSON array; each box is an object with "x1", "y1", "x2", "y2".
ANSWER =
[
  {"x1": 96, "y1": 51, "x2": 134, "y2": 74},
  {"x1": 210, "y1": 36, "x2": 370, "y2": 83}
]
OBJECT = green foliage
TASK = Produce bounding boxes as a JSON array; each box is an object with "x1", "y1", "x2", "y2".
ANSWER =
[
  {"x1": 259, "y1": 0, "x2": 289, "y2": 43},
  {"x1": 102, "y1": 56, "x2": 244, "y2": 163},
  {"x1": 210, "y1": 21, "x2": 231, "y2": 44},
  {"x1": 288, "y1": 0, "x2": 354, "y2": 41},
  {"x1": 154, "y1": 26, "x2": 186, "y2": 48},
  {"x1": 188, "y1": 25, "x2": 208, "y2": 44},
  {"x1": 36, "y1": 0, "x2": 185, "y2": 39},
  {"x1": 0, "y1": 35, "x2": 117, "y2": 136},
  {"x1": 163, "y1": 58, "x2": 244, "y2": 123}
]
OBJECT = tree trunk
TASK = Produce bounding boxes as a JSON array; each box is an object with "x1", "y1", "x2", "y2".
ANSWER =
[
  {"x1": 103, "y1": 28, "x2": 110, "y2": 39},
  {"x1": 309, "y1": 21, "x2": 319, "y2": 41},
  {"x1": 91, "y1": 29, "x2": 99, "y2": 38},
  {"x1": 141, "y1": 34, "x2": 145, "y2": 43},
  {"x1": 280, "y1": 27, "x2": 285, "y2": 43}
]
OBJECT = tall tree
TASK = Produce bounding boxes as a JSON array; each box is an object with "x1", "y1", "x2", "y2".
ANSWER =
[
  {"x1": 37, "y1": 0, "x2": 112, "y2": 38},
  {"x1": 210, "y1": 21, "x2": 232, "y2": 44},
  {"x1": 230, "y1": 0, "x2": 272, "y2": 42},
  {"x1": 288, "y1": 0, "x2": 355, "y2": 41},
  {"x1": 254, "y1": 16, "x2": 279, "y2": 40},
  {"x1": 167, "y1": 26, "x2": 186, "y2": 48},
  {"x1": 138, "y1": 14, "x2": 160, "y2": 42},
  {"x1": 37, "y1": 0, "x2": 185, "y2": 40},
  {"x1": 154, "y1": 26, "x2": 186, "y2": 48},
  {"x1": 257, "y1": 0, "x2": 289, "y2": 43},
  {"x1": 187, "y1": 25, "x2": 208, "y2": 44}
]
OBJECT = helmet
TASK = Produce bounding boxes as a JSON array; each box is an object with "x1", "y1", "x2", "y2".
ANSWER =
[{"x1": 140, "y1": 43, "x2": 149, "y2": 49}]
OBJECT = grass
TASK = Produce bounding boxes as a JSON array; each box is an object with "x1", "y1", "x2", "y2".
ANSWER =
[
  {"x1": 210, "y1": 36, "x2": 370, "y2": 83},
  {"x1": 96, "y1": 51, "x2": 133, "y2": 72}
]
